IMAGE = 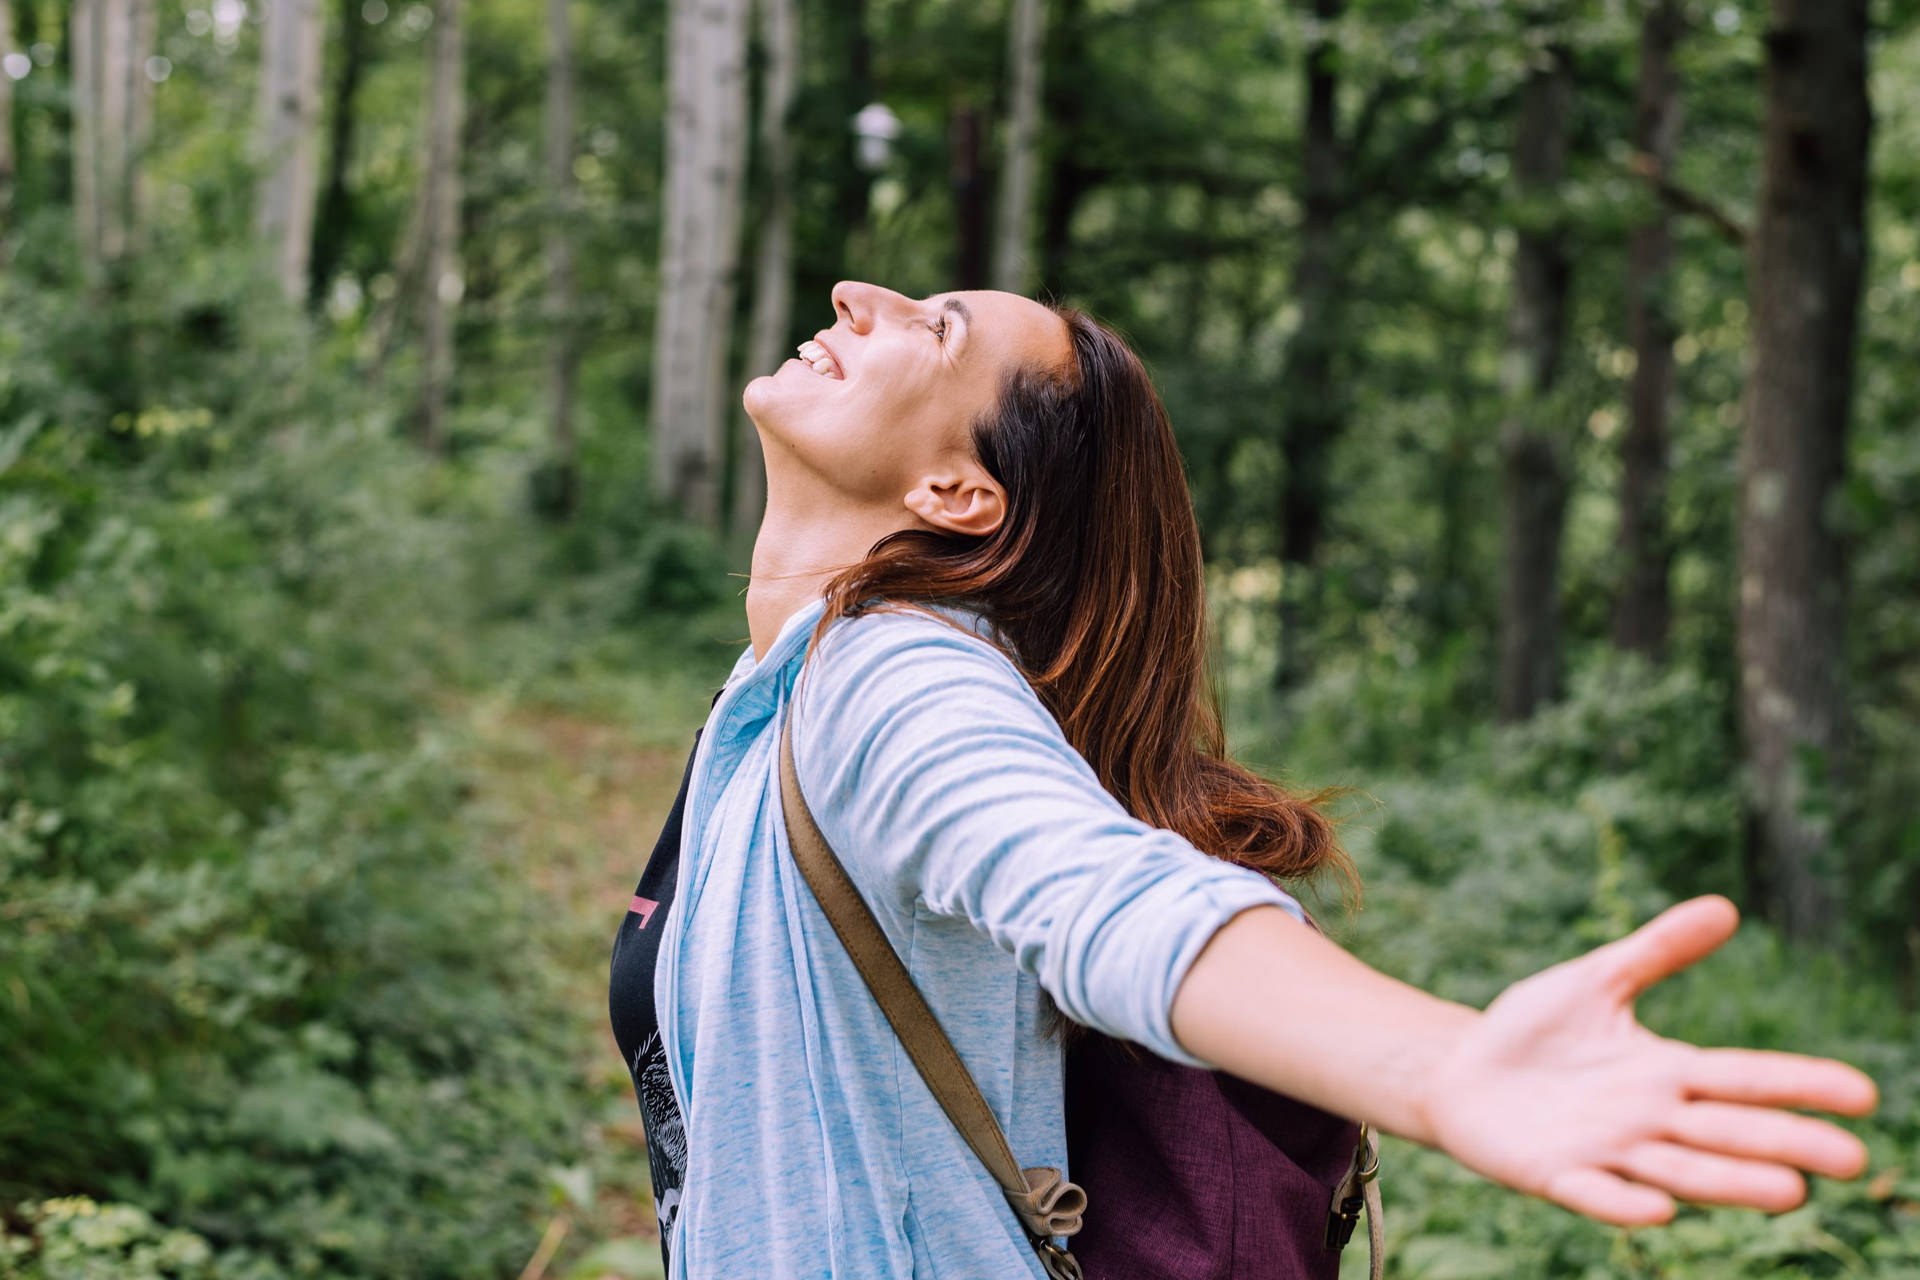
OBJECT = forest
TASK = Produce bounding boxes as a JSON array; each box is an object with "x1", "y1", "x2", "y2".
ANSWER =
[{"x1": 0, "y1": 0, "x2": 1916, "y2": 1275}]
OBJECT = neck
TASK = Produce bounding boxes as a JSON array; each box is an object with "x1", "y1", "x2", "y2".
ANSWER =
[{"x1": 746, "y1": 480, "x2": 909, "y2": 660}]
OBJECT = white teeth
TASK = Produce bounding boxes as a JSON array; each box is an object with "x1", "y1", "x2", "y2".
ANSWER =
[{"x1": 796, "y1": 340, "x2": 841, "y2": 378}]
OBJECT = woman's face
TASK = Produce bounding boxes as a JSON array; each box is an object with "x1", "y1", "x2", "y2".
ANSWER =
[{"x1": 744, "y1": 282, "x2": 1072, "y2": 533}]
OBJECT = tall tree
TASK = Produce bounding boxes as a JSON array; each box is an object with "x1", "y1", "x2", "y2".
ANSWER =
[
  {"x1": 540, "y1": 0, "x2": 579, "y2": 517},
  {"x1": 651, "y1": 0, "x2": 749, "y2": 525},
  {"x1": 1495, "y1": 46, "x2": 1575, "y2": 723},
  {"x1": 991, "y1": 0, "x2": 1045, "y2": 293},
  {"x1": 256, "y1": 0, "x2": 323, "y2": 302},
  {"x1": 417, "y1": 0, "x2": 463, "y2": 454},
  {"x1": 1272, "y1": 0, "x2": 1349, "y2": 691},
  {"x1": 1, "y1": 0, "x2": 15, "y2": 235},
  {"x1": 1035, "y1": 0, "x2": 1084, "y2": 300},
  {"x1": 1737, "y1": 0, "x2": 1872, "y2": 940},
  {"x1": 307, "y1": 0, "x2": 371, "y2": 309},
  {"x1": 70, "y1": 0, "x2": 154, "y2": 272},
  {"x1": 949, "y1": 100, "x2": 988, "y2": 289},
  {"x1": 734, "y1": 0, "x2": 798, "y2": 541},
  {"x1": 1613, "y1": 0, "x2": 1685, "y2": 662}
]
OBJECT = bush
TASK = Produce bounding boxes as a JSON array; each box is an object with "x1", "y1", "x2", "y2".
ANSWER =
[{"x1": 0, "y1": 270, "x2": 588, "y2": 1277}]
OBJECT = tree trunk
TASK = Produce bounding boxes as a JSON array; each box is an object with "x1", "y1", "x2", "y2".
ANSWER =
[
  {"x1": 1035, "y1": 0, "x2": 1085, "y2": 299},
  {"x1": 1272, "y1": 0, "x2": 1347, "y2": 692},
  {"x1": 733, "y1": 0, "x2": 797, "y2": 542},
  {"x1": 990, "y1": 0, "x2": 1045, "y2": 293},
  {"x1": 1496, "y1": 49, "x2": 1575, "y2": 723},
  {"x1": 949, "y1": 101, "x2": 988, "y2": 289},
  {"x1": 417, "y1": 0, "x2": 462, "y2": 455},
  {"x1": 1736, "y1": 0, "x2": 1870, "y2": 941},
  {"x1": 307, "y1": 0, "x2": 370, "y2": 310},
  {"x1": 1613, "y1": 0, "x2": 1685, "y2": 662},
  {"x1": 538, "y1": 0, "x2": 579, "y2": 518},
  {"x1": 70, "y1": 0, "x2": 153, "y2": 272},
  {"x1": 1, "y1": 0, "x2": 15, "y2": 236},
  {"x1": 256, "y1": 0, "x2": 323, "y2": 302},
  {"x1": 650, "y1": 0, "x2": 749, "y2": 526}
]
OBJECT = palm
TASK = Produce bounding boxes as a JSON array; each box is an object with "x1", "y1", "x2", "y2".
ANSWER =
[{"x1": 1421, "y1": 897, "x2": 1878, "y2": 1225}]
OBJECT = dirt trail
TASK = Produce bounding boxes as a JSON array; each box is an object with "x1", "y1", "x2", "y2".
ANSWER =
[{"x1": 459, "y1": 693, "x2": 695, "y2": 1280}]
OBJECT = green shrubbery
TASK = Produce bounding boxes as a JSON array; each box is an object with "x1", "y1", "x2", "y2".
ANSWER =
[
  {"x1": 0, "y1": 268, "x2": 606, "y2": 1277},
  {"x1": 1255, "y1": 655, "x2": 1920, "y2": 1277}
]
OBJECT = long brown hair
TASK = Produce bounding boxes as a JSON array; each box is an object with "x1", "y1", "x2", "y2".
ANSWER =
[{"x1": 806, "y1": 306, "x2": 1352, "y2": 895}]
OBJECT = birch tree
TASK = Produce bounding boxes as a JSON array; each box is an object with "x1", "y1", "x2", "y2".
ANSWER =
[
  {"x1": 990, "y1": 0, "x2": 1045, "y2": 293},
  {"x1": 1495, "y1": 47, "x2": 1575, "y2": 722},
  {"x1": 1737, "y1": 0, "x2": 1872, "y2": 940},
  {"x1": 1, "y1": 0, "x2": 15, "y2": 232},
  {"x1": 733, "y1": 0, "x2": 798, "y2": 541},
  {"x1": 651, "y1": 0, "x2": 749, "y2": 525},
  {"x1": 541, "y1": 0, "x2": 579, "y2": 516},
  {"x1": 256, "y1": 0, "x2": 324, "y2": 302},
  {"x1": 70, "y1": 0, "x2": 155, "y2": 271},
  {"x1": 1613, "y1": 0, "x2": 1685, "y2": 662},
  {"x1": 418, "y1": 0, "x2": 463, "y2": 455}
]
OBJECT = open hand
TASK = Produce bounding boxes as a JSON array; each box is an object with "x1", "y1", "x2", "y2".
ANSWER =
[{"x1": 1418, "y1": 895, "x2": 1880, "y2": 1225}]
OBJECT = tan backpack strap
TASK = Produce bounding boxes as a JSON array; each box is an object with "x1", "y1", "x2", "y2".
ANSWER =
[
  {"x1": 778, "y1": 709, "x2": 1086, "y2": 1273},
  {"x1": 1326, "y1": 1124, "x2": 1385, "y2": 1280}
]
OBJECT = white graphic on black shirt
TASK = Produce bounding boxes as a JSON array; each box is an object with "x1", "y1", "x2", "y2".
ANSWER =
[{"x1": 633, "y1": 1031, "x2": 686, "y2": 1241}]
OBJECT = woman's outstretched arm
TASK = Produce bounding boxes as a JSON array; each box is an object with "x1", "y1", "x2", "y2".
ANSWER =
[{"x1": 1169, "y1": 895, "x2": 1879, "y2": 1225}]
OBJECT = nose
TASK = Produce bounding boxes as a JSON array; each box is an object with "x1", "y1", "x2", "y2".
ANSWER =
[{"x1": 830, "y1": 280, "x2": 908, "y2": 334}]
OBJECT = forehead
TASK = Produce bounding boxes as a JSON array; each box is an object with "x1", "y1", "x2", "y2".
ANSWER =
[{"x1": 946, "y1": 289, "x2": 1073, "y2": 377}]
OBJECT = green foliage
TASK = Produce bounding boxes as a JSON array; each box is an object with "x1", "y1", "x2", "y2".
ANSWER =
[{"x1": 0, "y1": 269, "x2": 583, "y2": 1277}]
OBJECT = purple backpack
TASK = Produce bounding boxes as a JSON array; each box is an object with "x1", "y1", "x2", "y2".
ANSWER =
[{"x1": 1066, "y1": 1031, "x2": 1378, "y2": 1279}]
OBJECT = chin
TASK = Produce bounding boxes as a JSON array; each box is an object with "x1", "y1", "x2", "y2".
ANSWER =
[{"x1": 742, "y1": 372, "x2": 784, "y2": 421}]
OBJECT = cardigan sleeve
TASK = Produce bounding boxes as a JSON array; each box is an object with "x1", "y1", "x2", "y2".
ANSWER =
[{"x1": 787, "y1": 605, "x2": 1306, "y2": 1070}]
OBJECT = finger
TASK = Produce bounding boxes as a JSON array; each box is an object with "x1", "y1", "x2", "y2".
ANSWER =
[
  {"x1": 1540, "y1": 1167, "x2": 1677, "y2": 1227},
  {"x1": 1591, "y1": 895, "x2": 1740, "y2": 999},
  {"x1": 1614, "y1": 1140, "x2": 1808, "y2": 1213},
  {"x1": 1684, "y1": 1048, "x2": 1881, "y2": 1117},
  {"x1": 1667, "y1": 1102, "x2": 1872, "y2": 1179}
]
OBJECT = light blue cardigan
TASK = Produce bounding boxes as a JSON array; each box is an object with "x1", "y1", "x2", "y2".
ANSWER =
[{"x1": 654, "y1": 594, "x2": 1304, "y2": 1278}]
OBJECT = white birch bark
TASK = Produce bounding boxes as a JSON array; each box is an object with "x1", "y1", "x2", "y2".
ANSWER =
[
  {"x1": 70, "y1": 0, "x2": 154, "y2": 270},
  {"x1": 1, "y1": 0, "x2": 16, "y2": 230},
  {"x1": 543, "y1": 0, "x2": 579, "y2": 512},
  {"x1": 650, "y1": 0, "x2": 749, "y2": 526},
  {"x1": 418, "y1": 0, "x2": 463, "y2": 454},
  {"x1": 733, "y1": 0, "x2": 797, "y2": 540},
  {"x1": 256, "y1": 0, "x2": 324, "y2": 301},
  {"x1": 991, "y1": 0, "x2": 1046, "y2": 293}
]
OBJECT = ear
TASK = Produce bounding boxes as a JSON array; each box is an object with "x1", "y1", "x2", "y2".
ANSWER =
[{"x1": 903, "y1": 466, "x2": 1006, "y2": 538}]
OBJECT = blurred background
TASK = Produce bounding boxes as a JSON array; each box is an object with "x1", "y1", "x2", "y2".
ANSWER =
[{"x1": 1, "y1": 0, "x2": 1917, "y2": 1275}]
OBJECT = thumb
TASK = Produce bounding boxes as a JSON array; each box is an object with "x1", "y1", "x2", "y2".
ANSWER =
[{"x1": 1590, "y1": 895, "x2": 1741, "y2": 1001}]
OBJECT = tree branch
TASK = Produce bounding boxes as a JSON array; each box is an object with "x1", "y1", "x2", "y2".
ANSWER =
[{"x1": 1623, "y1": 151, "x2": 1748, "y2": 247}]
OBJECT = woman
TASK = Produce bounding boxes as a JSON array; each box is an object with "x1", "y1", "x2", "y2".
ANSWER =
[{"x1": 608, "y1": 282, "x2": 1877, "y2": 1279}]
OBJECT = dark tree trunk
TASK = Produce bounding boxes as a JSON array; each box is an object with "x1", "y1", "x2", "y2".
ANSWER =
[
  {"x1": 308, "y1": 0, "x2": 369, "y2": 310},
  {"x1": 1736, "y1": 0, "x2": 1871, "y2": 941},
  {"x1": 1613, "y1": 0, "x2": 1685, "y2": 662},
  {"x1": 1036, "y1": 0, "x2": 1086, "y2": 299},
  {"x1": 1271, "y1": 0, "x2": 1347, "y2": 692},
  {"x1": 949, "y1": 102, "x2": 988, "y2": 290},
  {"x1": 1495, "y1": 50, "x2": 1574, "y2": 723}
]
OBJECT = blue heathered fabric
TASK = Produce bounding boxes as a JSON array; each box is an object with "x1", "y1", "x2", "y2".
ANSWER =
[{"x1": 655, "y1": 594, "x2": 1304, "y2": 1279}]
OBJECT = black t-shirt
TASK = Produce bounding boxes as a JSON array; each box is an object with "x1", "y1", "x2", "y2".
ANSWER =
[{"x1": 607, "y1": 704, "x2": 713, "y2": 1269}]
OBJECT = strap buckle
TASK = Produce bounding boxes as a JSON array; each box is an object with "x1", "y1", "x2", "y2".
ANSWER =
[
  {"x1": 1033, "y1": 1238, "x2": 1084, "y2": 1280},
  {"x1": 1325, "y1": 1123, "x2": 1379, "y2": 1251}
]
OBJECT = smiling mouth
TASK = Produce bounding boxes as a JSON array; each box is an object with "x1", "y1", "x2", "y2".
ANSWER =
[{"x1": 796, "y1": 338, "x2": 845, "y2": 379}]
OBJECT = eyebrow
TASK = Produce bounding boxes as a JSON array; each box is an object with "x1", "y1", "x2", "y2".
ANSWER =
[{"x1": 937, "y1": 296, "x2": 972, "y2": 355}]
